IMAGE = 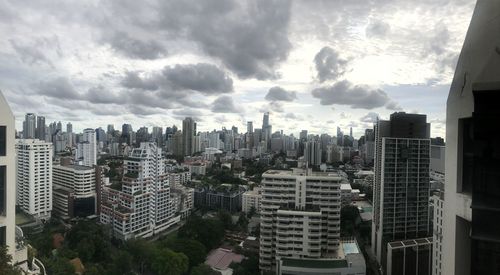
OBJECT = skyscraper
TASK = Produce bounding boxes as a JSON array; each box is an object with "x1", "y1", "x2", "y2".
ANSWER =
[
  {"x1": 262, "y1": 112, "x2": 272, "y2": 151},
  {"x1": 304, "y1": 140, "x2": 321, "y2": 166},
  {"x1": 23, "y1": 113, "x2": 36, "y2": 139},
  {"x1": 182, "y1": 117, "x2": 196, "y2": 156},
  {"x1": 371, "y1": 112, "x2": 431, "y2": 274},
  {"x1": 16, "y1": 139, "x2": 53, "y2": 220},
  {"x1": 336, "y1": 127, "x2": 343, "y2": 146},
  {"x1": 441, "y1": 2, "x2": 500, "y2": 274},
  {"x1": 76, "y1": 128, "x2": 97, "y2": 167},
  {"x1": 66, "y1": 122, "x2": 73, "y2": 133},
  {"x1": 247, "y1": 121, "x2": 253, "y2": 134},
  {"x1": 36, "y1": 116, "x2": 46, "y2": 140}
]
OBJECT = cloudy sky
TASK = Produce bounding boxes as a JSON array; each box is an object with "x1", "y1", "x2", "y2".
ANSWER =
[{"x1": 0, "y1": 0, "x2": 475, "y2": 138}]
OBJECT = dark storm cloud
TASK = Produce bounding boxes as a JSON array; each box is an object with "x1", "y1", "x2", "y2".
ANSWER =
[
  {"x1": 106, "y1": 31, "x2": 167, "y2": 60},
  {"x1": 211, "y1": 95, "x2": 239, "y2": 113},
  {"x1": 102, "y1": 0, "x2": 292, "y2": 80},
  {"x1": 366, "y1": 20, "x2": 390, "y2": 38},
  {"x1": 265, "y1": 86, "x2": 297, "y2": 102},
  {"x1": 121, "y1": 63, "x2": 233, "y2": 95},
  {"x1": 311, "y1": 80, "x2": 391, "y2": 109},
  {"x1": 164, "y1": 64, "x2": 233, "y2": 94},
  {"x1": 314, "y1": 47, "x2": 348, "y2": 82}
]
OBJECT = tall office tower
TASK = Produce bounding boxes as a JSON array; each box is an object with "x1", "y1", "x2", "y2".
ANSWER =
[
  {"x1": 442, "y1": 1, "x2": 500, "y2": 274},
  {"x1": 172, "y1": 131, "x2": 183, "y2": 157},
  {"x1": 371, "y1": 112, "x2": 431, "y2": 274},
  {"x1": 263, "y1": 112, "x2": 269, "y2": 129},
  {"x1": 247, "y1": 121, "x2": 253, "y2": 134},
  {"x1": 262, "y1": 112, "x2": 272, "y2": 150},
  {"x1": 121, "y1": 123, "x2": 133, "y2": 145},
  {"x1": 23, "y1": 113, "x2": 36, "y2": 139},
  {"x1": 152, "y1": 126, "x2": 163, "y2": 147},
  {"x1": 299, "y1": 130, "x2": 308, "y2": 141},
  {"x1": 107, "y1": 124, "x2": 114, "y2": 134},
  {"x1": 182, "y1": 117, "x2": 196, "y2": 156},
  {"x1": 16, "y1": 139, "x2": 53, "y2": 220},
  {"x1": 350, "y1": 127, "x2": 353, "y2": 138},
  {"x1": 136, "y1": 127, "x2": 149, "y2": 145},
  {"x1": 100, "y1": 143, "x2": 179, "y2": 240},
  {"x1": 362, "y1": 129, "x2": 375, "y2": 165},
  {"x1": 304, "y1": 140, "x2": 322, "y2": 167},
  {"x1": 95, "y1": 127, "x2": 106, "y2": 144},
  {"x1": 76, "y1": 129, "x2": 97, "y2": 167},
  {"x1": 259, "y1": 168, "x2": 343, "y2": 271},
  {"x1": 56, "y1": 121, "x2": 62, "y2": 132},
  {"x1": 231, "y1": 126, "x2": 238, "y2": 135},
  {"x1": 66, "y1": 122, "x2": 72, "y2": 134},
  {"x1": 52, "y1": 164, "x2": 96, "y2": 219},
  {"x1": 336, "y1": 127, "x2": 343, "y2": 146},
  {"x1": 36, "y1": 116, "x2": 46, "y2": 140}
]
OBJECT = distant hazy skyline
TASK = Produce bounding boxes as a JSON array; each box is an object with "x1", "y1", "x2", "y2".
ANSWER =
[{"x1": 0, "y1": 0, "x2": 475, "y2": 138}]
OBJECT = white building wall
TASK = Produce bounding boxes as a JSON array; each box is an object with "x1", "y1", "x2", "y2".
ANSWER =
[{"x1": 16, "y1": 139, "x2": 53, "y2": 220}]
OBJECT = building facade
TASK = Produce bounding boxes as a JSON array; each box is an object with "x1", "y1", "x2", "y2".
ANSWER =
[
  {"x1": 259, "y1": 168, "x2": 342, "y2": 271},
  {"x1": 371, "y1": 112, "x2": 431, "y2": 273},
  {"x1": 100, "y1": 143, "x2": 179, "y2": 240},
  {"x1": 442, "y1": 1, "x2": 500, "y2": 274},
  {"x1": 16, "y1": 139, "x2": 53, "y2": 220},
  {"x1": 242, "y1": 187, "x2": 262, "y2": 214},
  {"x1": 76, "y1": 128, "x2": 97, "y2": 167},
  {"x1": 52, "y1": 164, "x2": 96, "y2": 219}
]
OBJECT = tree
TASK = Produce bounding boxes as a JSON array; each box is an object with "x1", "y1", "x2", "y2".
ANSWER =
[
  {"x1": 341, "y1": 205, "x2": 360, "y2": 237},
  {"x1": 247, "y1": 206, "x2": 256, "y2": 219},
  {"x1": 44, "y1": 256, "x2": 75, "y2": 275},
  {"x1": 190, "y1": 264, "x2": 221, "y2": 275},
  {"x1": 0, "y1": 246, "x2": 21, "y2": 275},
  {"x1": 163, "y1": 238, "x2": 207, "y2": 268},
  {"x1": 217, "y1": 209, "x2": 233, "y2": 229},
  {"x1": 151, "y1": 248, "x2": 188, "y2": 275},
  {"x1": 178, "y1": 216, "x2": 224, "y2": 249},
  {"x1": 125, "y1": 238, "x2": 156, "y2": 272},
  {"x1": 109, "y1": 250, "x2": 134, "y2": 275},
  {"x1": 236, "y1": 212, "x2": 249, "y2": 232}
]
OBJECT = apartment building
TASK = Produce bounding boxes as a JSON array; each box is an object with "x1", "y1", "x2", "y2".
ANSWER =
[{"x1": 259, "y1": 168, "x2": 342, "y2": 271}]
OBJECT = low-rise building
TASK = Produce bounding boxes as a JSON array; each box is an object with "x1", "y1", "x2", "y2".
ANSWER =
[
  {"x1": 277, "y1": 239, "x2": 366, "y2": 275},
  {"x1": 340, "y1": 183, "x2": 352, "y2": 206},
  {"x1": 194, "y1": 184, "x2": 245, "y2": 212}
]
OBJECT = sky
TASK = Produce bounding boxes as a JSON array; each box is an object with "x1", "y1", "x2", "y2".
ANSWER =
[{"x1": 0, "y1": 0, "x2": 475, "y2": 138}]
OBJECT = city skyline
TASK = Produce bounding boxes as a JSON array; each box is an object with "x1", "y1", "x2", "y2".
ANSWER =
[{"x1": 0, "y1": 1, "x2": 475, "y2": 138}]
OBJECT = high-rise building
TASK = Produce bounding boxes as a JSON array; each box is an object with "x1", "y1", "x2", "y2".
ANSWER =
[
  {"x1": 152, "y1": 126, "x2": 163, "y2": 147},
  {"x1": 100, "y1": 143, "x2": 179, "y2": 240},
  {"x1": 36, "y1": 116, "x2": 46, "y2": 140},
  {"x1": 299, "y1": 130, "x2": 308, "y2": 141},
  {"x1": 337, "y1": 127, "x2": 343, "y2": 146},
  {"x1": 23, "y1": 113, "x2": 36, "y2": 139},
  {"x1": 16, "y1": 139, "x2": 53, "y2": 220},
  {"x1": 66, "y1": 122, "x2": 73, "y2": 134},
  {"x1": 371, "y1": 112, "x2": 431, "y2": 274},
  {"x1": 0, "y1": 92, "x2": 19, "y2": 261},
  {"x1": 247, "y1": 121, "x2": 253, "y2": 134},
  {"x1": 107, "y1": 124, "x2": 114, "y2": 134},
  {"x1": 441, "y1": 2, "x2": 500, "y2": 274},
  {"x1": 76, "y1": 128, "x2": 97, "y2": 167},
  {"x1": 182, "y1": 117, "x2": 196, "y2": 156},
  {"x1": 259, "y1": 168, "x2": 342, "y2": 271},
  {"x1": 304, "y1": 140, "x2": 321, "y2": 166},
  {"x1": 262, "y1": 112, "x2": 272, "y2": 151}
]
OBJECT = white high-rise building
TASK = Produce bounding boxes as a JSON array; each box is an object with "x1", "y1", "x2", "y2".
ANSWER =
[
  {"x1": 259, "y1": 168, "x2": 342, "y2": 271},
  {"x1": 442, "y1": 1, "x2": 500, "y2": 274},
  {"x1": 100, "y1": 143, "x2": 179, "y2": 240},
  {"x1": 76, "y1": 128, "x2": 96, "y2": 167},
  {"x1": 16, "y1": 139, "x2": 53, "y2": 220},
  {"x1": 0, "y1": 92, "x2": 19, "y2": 262},
  {"x1": 371, "y1": 112, "x2": 431, "y2": 274}
]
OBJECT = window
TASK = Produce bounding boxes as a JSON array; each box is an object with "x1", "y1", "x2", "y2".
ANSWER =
[{"x1": 0, "y1": 126, "x2": 5, "y2": 156}]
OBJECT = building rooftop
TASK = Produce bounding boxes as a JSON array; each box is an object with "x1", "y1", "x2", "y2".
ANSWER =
[
  {"x1": 340, "y1": 183, "x2": 352, "y2": 191},
  {"x1": 205, "y1": 248, "x2": 244, "y2": 271},
  {"x1": 56, "y1": 164, "x2": 94, "y2": 171},
  {"x1": 263, "y1": 168, "x2": 341, "y2": 178},
  {"x1": 281, "y1": 258, "x2": 348, "y2": 269}
]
